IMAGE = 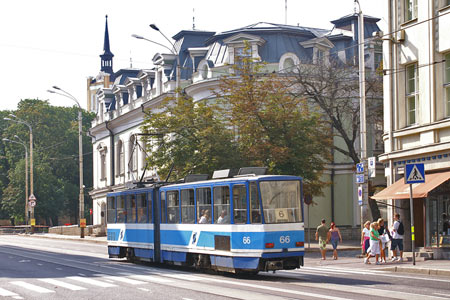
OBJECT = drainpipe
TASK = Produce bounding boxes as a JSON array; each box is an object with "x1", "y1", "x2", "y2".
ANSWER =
[{"x1": 105, "y1": 121, "x2": 115, "y2": 186}]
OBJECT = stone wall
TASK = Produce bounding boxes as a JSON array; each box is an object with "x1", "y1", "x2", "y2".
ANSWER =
[{"x1": 49, "y1": 225, "x2": 93, "y2": 236}]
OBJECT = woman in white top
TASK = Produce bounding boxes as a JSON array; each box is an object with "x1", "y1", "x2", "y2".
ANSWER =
[{"x1": 361, "y1": 221, "x2": 371, "y2": 254}]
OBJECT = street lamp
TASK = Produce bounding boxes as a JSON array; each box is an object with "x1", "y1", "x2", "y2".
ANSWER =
[
  {"x1": 133, "y1": 23, "x2": 181, "y2": 97},
  {"x1": 355, "y1": 0, "x2": 369, "y2": 227},
  {"x1": 2, "y1": 137, "x2": 28, "y2": 225},
  {"x1": 4, "y1": 114, "x2": 34, "y2": 232},
  {"x1": 48, "y1": 86, "x2": 85, "y2": 238}
]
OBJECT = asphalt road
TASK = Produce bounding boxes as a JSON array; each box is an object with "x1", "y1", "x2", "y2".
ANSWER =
[{"x1": 0, "y1": 235, "x2": 449, "y2": 300}]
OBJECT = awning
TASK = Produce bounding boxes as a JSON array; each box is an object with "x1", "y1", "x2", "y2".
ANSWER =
[{"x1": 371, "y1": 171, "x2": 450, "y2": 200}]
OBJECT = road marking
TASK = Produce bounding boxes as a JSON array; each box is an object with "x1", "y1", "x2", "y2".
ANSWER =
[
  {"x1": 300, "y1": 266, "x2": 450, "y2": 283},
  {"x1": 154, "y1": 273, "x2": 203, "y2": 281},
  {"x1": 78, "y1": 273, "x2": 86, "y2": 276},
  {"x1": 124, "y1": 273, "x2": 173, "y2": 284},
  {"x1": 56, "y1": 267, "x2": 63, "y2": 270},
  {"x1": 0, "y1": 287, "x2": 19, "y2": 297},
  {"x1": 37, "y1": 263, "x2": 43, "y2": 266},
  {"x1": 10, "y1": 281, "x2": 55, "y2": 293},
  {"x1": 434, "y1": 293, "x2": 450, "y2": 298},
  {"x1": 68, "y1": 276, "x2": 116, "y2": 287},
  {"x1": 39, "y1": 278, "x2": 87, "y2": 291},
  {"x1": 138, "y1": 288, "x2": 151, "y2": 292},
  {"x1": 104, "y1": 276, "x2": 145, "y2": 285}
]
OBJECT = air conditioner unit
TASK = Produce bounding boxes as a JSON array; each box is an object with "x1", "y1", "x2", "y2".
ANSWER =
[{"x1": 397, "y1": 29, "x2": 406, "y2": 42}]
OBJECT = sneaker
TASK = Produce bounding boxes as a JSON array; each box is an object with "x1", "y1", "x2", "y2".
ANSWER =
[
  {"x1": 391, "y1": 257, "x2": 398, "y2": 262},
  {"x1": 364, "y1": 258, "x2": 368, "y2": 264},
  {"x1": 375, "y1": 261, "x2": 381, "y2": 265}
]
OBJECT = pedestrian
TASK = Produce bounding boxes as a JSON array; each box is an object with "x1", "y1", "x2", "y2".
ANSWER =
[
  {"x1": 390, "y1": 213, "x2": 404, "y2": 262},
  {"x1": 365, "y1": 222, "x2": 381, "y2": 265},
  {"x1": 329, "y1": 222, "x2": 342, "y2": 260},
  {"x1": 361, "y1": 221, "x2": 371, "y2": 254},
  {"x1": 377, "y1": 218, "x2": 389, "y2": 263},
  {"x1": 315, "y1": 219, "x2": 330, "y2": 260}
]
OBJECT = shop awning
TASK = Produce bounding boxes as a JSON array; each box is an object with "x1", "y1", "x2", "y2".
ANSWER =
[{"x1": 371, "y1": 171, "x2": 450, "y2": 200}]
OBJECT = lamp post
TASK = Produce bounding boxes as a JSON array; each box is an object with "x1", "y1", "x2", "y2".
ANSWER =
[
  {"x1": 48, "y1": 87, "x2": 85, "y2": 238},
  {"x1": 355, "y1": 0, "x2": 369, "y2": 227},
  {"x1": 4, "y1": 114, "x2": 34, "y2": 232},
  {"x1": 2, "y1": 137, "x2": 28, "y2": 225},
  {"x1": 132, "y1": 23, "x2": 180, "y2": 97}
]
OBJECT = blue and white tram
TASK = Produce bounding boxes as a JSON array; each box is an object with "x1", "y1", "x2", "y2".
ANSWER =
[{"x1": 107, "y1": 174, "x2": 305, "y2": 273}]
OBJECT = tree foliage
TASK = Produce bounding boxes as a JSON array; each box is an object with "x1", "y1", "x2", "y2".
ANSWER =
[
  {"x1": 214, "y1": 45, "x2": 332, "y2": 195},
  {"x1": 141, "y1": 94, "x2": 243, "y2": 181},
  {"x1": 0, "y1": 99, "x2": 95, "y2": 225}
]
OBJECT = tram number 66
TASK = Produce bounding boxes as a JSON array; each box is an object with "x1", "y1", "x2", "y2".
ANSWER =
[
  {"x1": 242, "y1": 236, "x2": 251, "y2": 244},
  {"x1": 280, "y1": 236, "x2": 290, "y2": 244}
]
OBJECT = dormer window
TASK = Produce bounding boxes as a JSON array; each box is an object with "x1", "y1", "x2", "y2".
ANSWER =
[
  {"x1": 223, "y1": 33, "x2": 265, "y2": 65},
  {"x1": 300, "y1": 37, "x2": 334, "y2": 65},
  {"x1": 279, "y1": 53, "x2": 300, "y2": 73}
]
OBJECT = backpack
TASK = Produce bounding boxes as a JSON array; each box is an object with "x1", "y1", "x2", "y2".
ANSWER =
[{"x1": 397, "y1": 221, "x2": 404, "y2": 235}]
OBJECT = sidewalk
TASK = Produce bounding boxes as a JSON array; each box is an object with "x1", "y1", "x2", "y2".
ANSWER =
[{"x1": 22, "y1": 233, "x2": 450, "y2": 277}]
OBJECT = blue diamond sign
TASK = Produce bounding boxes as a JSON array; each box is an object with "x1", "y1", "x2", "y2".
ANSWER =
[{"x1": 405, "y1": 163, "x2": 425, "y2": 184}]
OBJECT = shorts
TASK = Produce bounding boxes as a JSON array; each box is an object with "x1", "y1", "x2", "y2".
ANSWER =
[
  {"x1": 319, "y1": 237, "x2": 327, "y2": 250},
  {"x1": 391, "y1": 238, "x2": 403, "y2": 251},
  {"x1": 331, "y1": 239, "x2": 339, "y2": 250},
  {"x1": 369, "y1": 239, "x2": 380, "y2": 255}
]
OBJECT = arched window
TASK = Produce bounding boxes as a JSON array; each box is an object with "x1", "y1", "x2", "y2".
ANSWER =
[
  {"x1": 279, "y1": 53, "x2": 300, "y2": 73},
  {"x1": 129, "y1": 135, "x2": 138, "y2": 174},
  {"x1": 98, "y1": 144, "x2": 107, "y2": 181}
]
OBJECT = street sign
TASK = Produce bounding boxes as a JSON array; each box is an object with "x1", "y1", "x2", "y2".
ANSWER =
[
  {"x1": 30, "y1": 218, "x2": 35, "y2": 226},
  {"x1": 80, "y1": 218, "x2": 86, "y2": 228},
  {"x1": 405, "y1": 163, "x2": 425, "y2": 184},
  {"x1": 356, "y1": 174, "x2": 364, "y2": 184},
  {"x1": 356, "y1": 163, "x2": 364, "y2": 173},
  {"x1": 28, "y1": 194, "x2": 36, "y2": 201},
  {"x1": 358, "y1": 186, "x2": 363, "y2": 205},
  {"x1": 368, "y1": 157, "x2": 376, "y2": 169},
  {"x1": 29, "y1": 200, "x2": 36, "y2": 207}
]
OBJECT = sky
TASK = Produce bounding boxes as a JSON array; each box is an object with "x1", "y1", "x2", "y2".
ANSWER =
[{"x1": 0, "y1": 0, "x2": 387, "y2": 111}]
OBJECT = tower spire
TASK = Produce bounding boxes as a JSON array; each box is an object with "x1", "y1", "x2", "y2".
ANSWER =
[{"x1": 100, "y1": 15, "x2": 114, "y2": 75}]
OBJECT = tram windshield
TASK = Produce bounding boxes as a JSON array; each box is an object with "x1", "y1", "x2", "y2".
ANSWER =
[{"x1": 259, "y1": 180, "x2": 302, "y2": 224}]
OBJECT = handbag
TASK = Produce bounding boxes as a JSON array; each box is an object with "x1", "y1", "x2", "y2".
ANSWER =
[{"x1": 381, "y1": 234, "x2": 390, "y2": 244}]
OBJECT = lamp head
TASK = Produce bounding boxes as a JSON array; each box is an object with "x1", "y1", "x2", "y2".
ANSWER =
[
  {"x1": 149, "y1": 24, "x2": 160, "y2": 31},
  {"x1": 47, "y1": 89, "x2": 56, "y2": 94},
  {"x1": 131, "y1": 34, "x2": 144, "y2": 40},
  {"x1": 3, "y1": 117, "x2": 11, "y2": 121},
  {"x1": 2, "y1": 138, "x2": 10, "y2": 142},
  {"x1": 9, "y1": 114, "x2": 16, "y2": 118},
  {"x1": 52, "y1": 86, "x2": 61, "y2": 90}
]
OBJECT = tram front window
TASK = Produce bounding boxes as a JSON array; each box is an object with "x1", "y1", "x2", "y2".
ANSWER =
[{"x1": 260, "y1": 181, "x2": 302, "y2": 224}]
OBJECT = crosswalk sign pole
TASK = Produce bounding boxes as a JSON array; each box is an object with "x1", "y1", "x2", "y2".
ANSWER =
[{"x1": 409, "y1": 184, "x2": 415, "y2": 266}]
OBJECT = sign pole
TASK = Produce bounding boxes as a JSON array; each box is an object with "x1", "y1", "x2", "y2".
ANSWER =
[{"x1": 409, "y1": 183, "x2": 416, "y2": 265}]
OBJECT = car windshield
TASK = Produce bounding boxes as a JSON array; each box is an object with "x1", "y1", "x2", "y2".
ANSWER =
[{"x1": 259, "y1": 180, "x2": 302, "y2": 224}]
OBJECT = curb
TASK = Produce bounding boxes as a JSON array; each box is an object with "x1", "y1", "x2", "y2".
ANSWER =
[
  {"x1": 380, "y1": 266, "x2": 450, "y2": 277},
  {"x1": 20, "y1": 234, "x2": 107, "y2": 245},
  {"x1": 305, "y1": 247, "x2": 360, "y2": 253}
]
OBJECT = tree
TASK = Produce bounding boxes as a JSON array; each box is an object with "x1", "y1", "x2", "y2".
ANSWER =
[
  {"x1": 141, "y1": 93, "x2": 243, "y2": 181},
  {"x1": 213, "y1": 44, "x2": 332, "y2": 195},
  {"x1": 290, "y1": 59, "x2": 383, "y2": 218},
  {"x1": 1, "y1": 99, "x2": 95, "y2": 225}
]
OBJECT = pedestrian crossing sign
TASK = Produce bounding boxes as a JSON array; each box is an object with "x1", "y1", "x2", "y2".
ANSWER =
[{"x1": 405, "y1": 163, "x2": 425, "y2": 184}]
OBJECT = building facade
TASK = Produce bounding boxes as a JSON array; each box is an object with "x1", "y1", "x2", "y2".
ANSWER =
[
  {"x1": 88, "y1": 15, "x2": 383, "y2": 235},
  {"x1": 377, "y1": 0, "x2": 450, "y2": 255}
]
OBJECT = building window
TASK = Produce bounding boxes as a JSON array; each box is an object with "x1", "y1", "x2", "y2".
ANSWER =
[
  {"x1": 234, "y1": 47, "x2": 252, "y2": 65},
  {"x1": 117, "y1": 140, "x2": 124, "y2": 175},
  {"x1": 405, "y1": 0, "x2": 418, "y2": 22},
  {"x1": 445, "y1": 53, "x2": 450, "y2": 117},
  {"x1": 406, "y1": 63, "x2": 419, "y2": 125},
  {"x1": 129, "y1": 135, "x2": 138, "y2": 174},
  {"x1": 99, "y1": 146, "x2": 107, "y2": 181}
]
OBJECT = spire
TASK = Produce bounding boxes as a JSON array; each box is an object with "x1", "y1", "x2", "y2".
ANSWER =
[{"x1": 100, "y1": 15, "x2": 114, "y2": 75}]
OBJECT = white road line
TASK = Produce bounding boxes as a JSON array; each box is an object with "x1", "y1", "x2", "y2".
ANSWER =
[
  {"x1": 104, "y1": 276, "x2": 145, "y2": 285},
  {"x1": 155, "y1": 273, "x2": 204, "y2": 281},
  {"x1": 67, "y1": 276, "x2": 116, "y2": 287},
  {"x1": 10, "y1": 281, "x2": 55, "y2": 293},
  {"x1": 300, "y1": 266, "x2": 450, "y2": 283},
  {"x1": 138, "y1": 287, "x2": 151, "y2": 292},
  {"x1": 38, "y1": 278, "x2": 87, "y2": 291},
  {"x1": 125, "y1": 274, "x2": 173, "y2": 284},
  {"x1": 434, "y1": 293, "x2": 450, "y2": 298},
  {"x1": 0, "y1": 287, "x2": 19, "y2": 297}
]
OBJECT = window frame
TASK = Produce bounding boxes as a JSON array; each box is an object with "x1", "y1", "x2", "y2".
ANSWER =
[
  {"x1": 198, "y1": 187, "x2": 213, "y2": 224},
  {"x1": 406, "y1": 63, "x2": 419, "y2": 126},
  {"x1": 445, "y1": 53, "x2": 450, "y2": 117},
  {"x1": 213, "y1": 186, "x2": 229, "y2": 224},
  {"x1": 232, "y1": 184, "x2": 248, "y2": 224},
  {"x1": 181, "y1": 189, "x2": 195, "y2": 224},
  {"x1": 166, "y1": 190, "x2": 180, "y2": 224},
  {"x1": 405, "y1": 0, "x2": 418, "y2": 22}
]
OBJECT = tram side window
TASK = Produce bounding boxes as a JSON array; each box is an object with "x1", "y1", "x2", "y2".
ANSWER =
[
  {"x1": 107, "y1": 196, "x2": 116, "y2": 223},
  {"x1": 250, "y1": 182, "x2": 261, "y2": 224},
  {"x1": 160, "y1": 192, "x2": 166, "y2": 223},
  {"x1": 213, "y1": 186, "x2": 230, "y2": 224},
  {"x1": 181, "y1": 189, "x2": 195, "y2": 223},
  {"x1": 167, "y1": 191, "x2": 180, "y2": 223},
  {"x1": 197, "y1": 187, "x2": 212, "y2": 224},
  {"x1": 117, "y1": 195, "x2": 126, "y2": 223},
  {"x1": 126, "y1": 194, "x2": 136, "y2": 223},
  {"x1": 137, "y1": 193, "x2": 148, "y2": 223},
  {"x1": 233, "y1": 185, "x2": 248, "y2": 224}
]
